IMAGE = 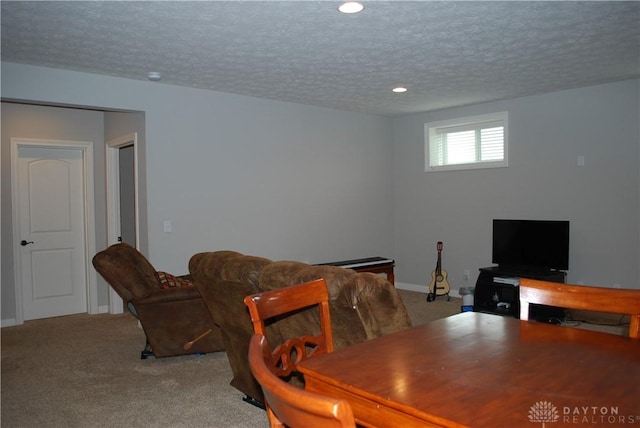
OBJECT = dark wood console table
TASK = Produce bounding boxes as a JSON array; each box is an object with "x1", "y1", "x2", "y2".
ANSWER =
[
  {"x1": 316, "y1": 257, "x2": 395, "y2": 285},
  {"x1": 474, "y1": 266, "x2": 566, "y2": 321}
]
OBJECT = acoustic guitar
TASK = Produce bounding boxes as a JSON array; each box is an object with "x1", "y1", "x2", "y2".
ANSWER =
[{"x1": 427, "y1": 241, "x2": 451, "y2": 302}]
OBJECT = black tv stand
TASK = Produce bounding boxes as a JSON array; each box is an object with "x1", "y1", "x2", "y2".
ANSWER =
[{"x1": 474, "y1": 266, "x2": 566, "y2": 321}]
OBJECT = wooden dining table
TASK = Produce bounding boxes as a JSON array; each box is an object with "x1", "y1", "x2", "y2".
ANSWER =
[{"x1": 297, "y1": 312, "x2": 640, "y2": 428}]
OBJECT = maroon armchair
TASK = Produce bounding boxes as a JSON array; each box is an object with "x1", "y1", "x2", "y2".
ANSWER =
[{"x1": 92, "y1": 243, "x2": 225, "y2": 359}]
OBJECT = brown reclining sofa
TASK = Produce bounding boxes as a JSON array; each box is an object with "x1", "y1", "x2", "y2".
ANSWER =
[{"x1": 189, "y1": 251, "x2": 412, "y2": 406}]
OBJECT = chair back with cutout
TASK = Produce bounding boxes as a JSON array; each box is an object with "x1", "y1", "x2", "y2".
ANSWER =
[
  {"x1": 248, "y1": 334, "x2": 355, "y2": 428},
  {"x1": 244, "y1": 278, "x2": 333, "y2": 378},
  {"x1": 519, "y1": 278, "x2": 640, "y2": 338}
]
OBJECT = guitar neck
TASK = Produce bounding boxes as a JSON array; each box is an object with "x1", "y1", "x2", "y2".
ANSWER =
[{"x1": 435, "y1": 241, "x2": 443, "y2": 275}]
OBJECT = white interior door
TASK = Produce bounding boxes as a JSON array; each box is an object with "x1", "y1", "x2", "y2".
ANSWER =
[{"x1": 14, "y1": 143, "x2": 89, "y2": 320}]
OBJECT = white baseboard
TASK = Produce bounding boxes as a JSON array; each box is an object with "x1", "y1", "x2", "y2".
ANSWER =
[
  {"x1": 1, "y1": 318, "x2": 17, "y2": 328},
  {"x1": 396, "y1": 282, "x2": 461, "y2": 298},
  {"x1": 3, "y1": 305, "x2": 111, "y2": 328},
  {"x1": 395, "y1": 282, "x2": 428, "y2": 293}
]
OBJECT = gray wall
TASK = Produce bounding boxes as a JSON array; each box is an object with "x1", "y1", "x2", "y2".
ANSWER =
[
  {"x1": 1, "y1": 62, "x2": 394, "y2": 324},
  {"x1": 393, "y1": 79, "x2": 639, "y2": 291},
  {"x1": 1, "y1": 61, "x2": 638, "y2": 327}
]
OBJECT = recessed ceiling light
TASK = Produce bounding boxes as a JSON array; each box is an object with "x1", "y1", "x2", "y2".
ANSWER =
[
  {"x1": 392, "y1": 87, "x2": 408, "y2": 93},
  {"x1": 147, "y1": 72, "x2": 162, "y2": 81},
  {"x1": 338, "y1": 2, "x2": 364, "y2": 14}
]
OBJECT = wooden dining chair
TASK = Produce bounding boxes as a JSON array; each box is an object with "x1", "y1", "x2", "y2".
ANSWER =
[
  {"x1": 243, "y1": 278, "x2": 334, "y2": 378},
  {"x1": 248, "y1": 334, "x2": 355, "y2": 428},
  {"x1": 519, "y1": 278, "x2": 640, "y2": 338}
]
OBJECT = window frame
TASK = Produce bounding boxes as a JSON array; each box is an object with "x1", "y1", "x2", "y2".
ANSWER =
[{"x1": 425, "y1": 111, "x2": 509, "y2": 172}]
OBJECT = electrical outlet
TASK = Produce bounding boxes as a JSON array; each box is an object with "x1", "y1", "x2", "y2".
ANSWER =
[
  {"x1": 463, "y1": 269, "x2": 470, "y2": 281},
  {"x1": 163, "y1": 220, "x2": 172, "y2": 233}
]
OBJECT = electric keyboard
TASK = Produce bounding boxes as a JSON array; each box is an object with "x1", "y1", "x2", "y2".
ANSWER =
[{"x1": 316, "y1": 257, "x2": 394, "y2": 269}]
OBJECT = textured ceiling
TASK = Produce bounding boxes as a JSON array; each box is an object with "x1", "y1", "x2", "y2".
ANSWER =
[{"x1": 2, "y1": 1, "x2": 639, "y2": 116}]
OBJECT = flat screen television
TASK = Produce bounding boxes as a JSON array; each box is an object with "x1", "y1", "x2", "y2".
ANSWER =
[{"x1": 492, "y1": 219, "x2": 569, "y2": 271}]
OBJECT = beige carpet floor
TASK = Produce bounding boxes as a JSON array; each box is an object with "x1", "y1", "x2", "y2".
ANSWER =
[{"x1": 1, "y1": 289, "x2": 461, "y2": 428}]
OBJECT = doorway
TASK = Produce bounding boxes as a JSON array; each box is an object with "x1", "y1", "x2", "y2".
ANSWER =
[{"x1": 106, "y1": 133, "x2": 139, "y2": 314}]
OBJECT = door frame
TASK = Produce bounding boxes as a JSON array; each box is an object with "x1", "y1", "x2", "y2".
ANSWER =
[
  {"x1": 11, "y1": 138, "x2": 98, "y2": 325},
  {"x1": 105, "y1": 132, "x2": 139, "y2": 314}
]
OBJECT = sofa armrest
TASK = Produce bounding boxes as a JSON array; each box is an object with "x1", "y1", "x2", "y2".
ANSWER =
[{"x1": 337, "y1": 273, "x2": 412, "y2": 339}]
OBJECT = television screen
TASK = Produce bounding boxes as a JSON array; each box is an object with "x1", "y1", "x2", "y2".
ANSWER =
[{"x1": 492, "y1": 219, "x2": 569, "y2": 271}]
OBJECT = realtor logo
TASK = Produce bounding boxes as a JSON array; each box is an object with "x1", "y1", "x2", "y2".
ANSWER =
[{"x1": 529, "y1": 401, "x2": 559, "y2": 427}]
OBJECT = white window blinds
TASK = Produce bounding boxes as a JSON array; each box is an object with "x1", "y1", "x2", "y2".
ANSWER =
[{"x1": 426, "y1": 112, "x2": 508, "y2": 172}]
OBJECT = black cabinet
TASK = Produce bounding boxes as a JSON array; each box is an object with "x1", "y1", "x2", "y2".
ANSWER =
[{"x1": 474, "y1": 266, "x2": 566, "y2": 321}]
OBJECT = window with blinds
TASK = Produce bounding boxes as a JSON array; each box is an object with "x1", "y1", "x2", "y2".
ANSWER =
[{"x1": 425, "y1": 112, "x2": 508, "y2": 172}]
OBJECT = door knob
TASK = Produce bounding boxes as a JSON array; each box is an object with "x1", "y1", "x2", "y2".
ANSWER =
[{"x1": 20, "y1": 240, "x2": 34, "y2": 246}]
